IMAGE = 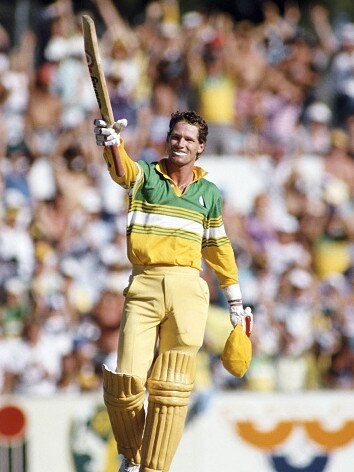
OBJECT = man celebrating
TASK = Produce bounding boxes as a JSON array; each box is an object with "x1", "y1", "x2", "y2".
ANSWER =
[{"x1": 94, "y1": 110, "x2": 253, "y2": 472}]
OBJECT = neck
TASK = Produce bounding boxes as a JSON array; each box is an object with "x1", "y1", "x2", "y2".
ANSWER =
[
  {"x1": 176, "y1": 179, "x2": 192, "y2": 193},
  {"x1": 170, "y1": 169, "x2": 194, "y2": 189},
  {"x1": 165, "y1": 158, "x2": 191, "y2": 179}
]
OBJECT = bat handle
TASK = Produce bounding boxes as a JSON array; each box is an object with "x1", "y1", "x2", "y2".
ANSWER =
[
  {"x1": 110, "y1": 144, "x2": 125, "y2": 177},
  {"x1": 245, "y1": 315, "x2": 252, "y2": 337}
]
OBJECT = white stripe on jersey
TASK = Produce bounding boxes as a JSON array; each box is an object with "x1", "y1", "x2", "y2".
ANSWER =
[
  {"x1": 127, "y1": 210, "x2": 204, "y2": 236},
  {"x1": 203, "y1": 224, "x2": 227, "y2": 240}
]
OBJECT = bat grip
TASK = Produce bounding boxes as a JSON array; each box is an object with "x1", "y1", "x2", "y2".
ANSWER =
[
  {"x1": 245, "y1": 315, "x2": 252, "y2": 337},
  {"x1": 110, "y1": 144, "x2": 125, "y2": 177}
]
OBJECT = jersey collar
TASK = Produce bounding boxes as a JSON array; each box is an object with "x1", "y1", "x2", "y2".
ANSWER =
[{"x1": 156, "y1": 158, "x2": 208, "y2": 182}]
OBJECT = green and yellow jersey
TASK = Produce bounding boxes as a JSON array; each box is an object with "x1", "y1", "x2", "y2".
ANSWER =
[{"x1": 103, "y1": 143, "x2": 239, "y2": 288}]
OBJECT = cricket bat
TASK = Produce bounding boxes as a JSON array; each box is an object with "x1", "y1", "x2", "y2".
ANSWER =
[
  {"x1": 82, "y1": 14, "x2": 123, "y2": 172},
  {"x1": 82, "y1": 14, "x2": 114, "y2": 125}
]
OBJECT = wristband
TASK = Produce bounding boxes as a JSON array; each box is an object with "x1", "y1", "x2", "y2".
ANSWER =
[{"x1": 223, "y1": 284, "x2": 242, "y2": 302}]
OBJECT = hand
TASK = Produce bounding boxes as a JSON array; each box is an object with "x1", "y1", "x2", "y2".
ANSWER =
[
  {"x1": 94, "y1": 118, "x2": 127, "y2": 147},
  {"x1": 228, "y1": 301, "x2": 253, "y2": 337}
]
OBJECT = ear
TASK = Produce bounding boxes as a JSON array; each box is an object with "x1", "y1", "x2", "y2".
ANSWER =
[{"x1": 198, "y1": 142, "x2": 205, "y2": 155}]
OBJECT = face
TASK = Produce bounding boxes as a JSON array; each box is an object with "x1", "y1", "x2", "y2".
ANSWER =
[{"x1": 167, "y1": 121, "x2": 205, "y2": 167}]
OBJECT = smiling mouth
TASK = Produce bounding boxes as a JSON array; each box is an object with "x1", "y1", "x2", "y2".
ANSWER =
[{"x1": 173, "y1": 151, "x2": 187, "y2": 157}]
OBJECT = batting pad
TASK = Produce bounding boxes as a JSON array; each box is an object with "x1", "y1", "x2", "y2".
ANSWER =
[
  {"x1": 140, "y1": 351, "x2": 196, "y2": 472},
  {"x1": 102, "y1": 365, "x2": 145, "y2": 465}
]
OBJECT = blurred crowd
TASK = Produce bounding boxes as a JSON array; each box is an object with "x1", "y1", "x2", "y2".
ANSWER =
[{"x1": 0, "y1": 0, "x2": 353, "y2": 396}]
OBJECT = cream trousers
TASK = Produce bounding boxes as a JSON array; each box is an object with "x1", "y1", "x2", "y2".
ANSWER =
[{"x1": 117, "y1": 265, "x2": 210, "y2": 380}]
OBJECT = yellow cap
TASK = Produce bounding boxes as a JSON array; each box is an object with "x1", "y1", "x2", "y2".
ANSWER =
[{"x1": 221, "y1": 324, "x2": 252, "y2": 378}]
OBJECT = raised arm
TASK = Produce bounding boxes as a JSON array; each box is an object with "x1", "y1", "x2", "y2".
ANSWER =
[{"x1": 89, "y1": 0, "x2": 138, "y2": 51}]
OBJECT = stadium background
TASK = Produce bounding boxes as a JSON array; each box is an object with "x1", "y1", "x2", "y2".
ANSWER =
[{"x1": 0, "y1": 0, "x2": 354, "y2": 471}]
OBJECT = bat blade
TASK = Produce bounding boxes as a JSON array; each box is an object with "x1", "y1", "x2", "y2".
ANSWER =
[
  {"x1": 82, "y1": 15, "x2": 124, "y2": 176},
  {"x1": 82, "y1": 15, "x2": 114, "y2": 126}
]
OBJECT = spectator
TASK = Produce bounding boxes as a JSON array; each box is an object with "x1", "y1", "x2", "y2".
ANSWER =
[
  {"x1": 296, "y1": 101, "x2": 332, "y2": 155},
  {"x1": 330, "y1": 22, "x2": 354, "y2": 127},
  {"x1": 0, "y1": 277, "x2": 30, "y2": 338},
  {"x1": 24, "y1": 63, "x2": 62, "y2": 158},
  {"x1": 0, "y1": 191, "x2": 35, "y2": 284},
  {"x1": 3, "y1": 315, "x2": 68, "y2": 394},
  {"x1": 187, "y1": 14, "x2": 240, "y2": 155}
]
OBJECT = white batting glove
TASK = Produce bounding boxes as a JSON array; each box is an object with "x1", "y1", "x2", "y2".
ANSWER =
[
  {"x1": 228, "y1": 303, "x2": 253, "y2": 337},
  {"x1": 223, "y1": 284, "x2": 253, "y2": 336},
  {"x1": 94, "y1": 118, "x2": 127, "y2": 147}
]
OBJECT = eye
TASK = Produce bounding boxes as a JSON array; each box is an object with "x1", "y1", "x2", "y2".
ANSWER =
[{"x1": 183, "y1": 136, "x2": 196, "y2": 144}]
